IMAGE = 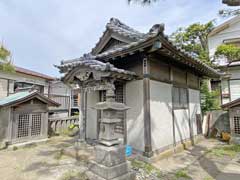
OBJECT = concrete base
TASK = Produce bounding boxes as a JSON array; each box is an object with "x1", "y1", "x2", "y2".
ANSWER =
[
  {"x1": 86, "y1": 170, "x2": 136, "y2": 180},
  {"x1": 230, "y1": 137, "x2": 240, "y2": 144},
  {"x1": 89, "y1": 160, "x2": 131, "y2": 179},
  {"x1": 89, "y1": 144, "x2": 136, "y2": 180},
  {"x1": 95, "y1": 145, "x2": 126, "y2": 167}
]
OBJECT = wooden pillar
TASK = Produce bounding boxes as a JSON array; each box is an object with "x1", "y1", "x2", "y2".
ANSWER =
[
  {"x1": 170, "y1": 66, "x2": 176, "y2": 150},
  {"x1": 143, "y1": 56, "x2": 153, "y2": 157}
]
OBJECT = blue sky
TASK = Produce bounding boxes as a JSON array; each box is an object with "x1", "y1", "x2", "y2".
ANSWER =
[{"x1": 0, "y1": 0, "x2": 235, "y2": 77}]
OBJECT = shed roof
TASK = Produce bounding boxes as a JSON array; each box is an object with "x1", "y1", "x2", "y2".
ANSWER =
[
  {"x1": 15, "y1": 66, "x2": 54, "y2": 81},
  {"x1": 0, "y1": 90, "x2": 60, "y2": 107},
  {"x1": 208, "y1": 15, "x2": 240, "y2": 37},
  {"x1": 222, "y1": 98, "x2": 240, "y2": 109}
]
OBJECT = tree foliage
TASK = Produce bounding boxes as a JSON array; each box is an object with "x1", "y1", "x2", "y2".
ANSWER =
[
  {"x1": 170, "y1": 21, "x2": 215, "y2": 65},
  {"x1": 215, "y1": 44, "x2": 240, "y2": 62},
  {"x1": 0, "y1": 45, "x2": 15, "y2": 73},
  {"x1": 200, "y1": 80, "x2": 220, "y2": 114}
]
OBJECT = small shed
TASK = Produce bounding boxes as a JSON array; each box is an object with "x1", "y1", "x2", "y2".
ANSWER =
[
  {"x1": 222, "y1": 99, "x2": 240, "y2": 144},
  {"x1": 0, "y1": 90, "x2": 59, "y2": 146}
]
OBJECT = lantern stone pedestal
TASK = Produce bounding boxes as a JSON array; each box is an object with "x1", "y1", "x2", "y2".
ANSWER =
[{"x1": 88, "y1": 89, "x2": 135, "y2": 180}]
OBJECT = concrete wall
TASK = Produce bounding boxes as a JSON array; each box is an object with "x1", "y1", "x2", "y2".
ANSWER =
[
  {"x1": 150, "y1": 80, "x2": 173, "y2": 151},
  {"x1": 86, "y1": 91, "x2": 98, "y2": 140},
  {"x1": 209, "y1": 110, "x2": 230, "y2": 133},
  {"x1": 126, "y1": 80, "x2": 145, "y2": 152}
]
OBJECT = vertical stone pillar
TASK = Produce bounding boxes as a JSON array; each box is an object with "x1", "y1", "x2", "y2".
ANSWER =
[
  {"x1": 88, "y1": 86, "x2": 135, "y2": 180},
  {"x1": 78, "y1": 88, "x2": 86, "y2": 141}
]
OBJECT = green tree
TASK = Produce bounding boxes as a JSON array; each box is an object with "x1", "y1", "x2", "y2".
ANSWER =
[
  {"x1": 170, "y1": 21, "x2": 215, "y2": 65},
  {"x1": 0, "y1": 45, "x2": 15, "y2": 73},
  {"x1": 215, "y1": 44, "x2": 240, "y2": 62},
  {"x1": 200, "y1": 80, "x2": 220, "y2": 114}
]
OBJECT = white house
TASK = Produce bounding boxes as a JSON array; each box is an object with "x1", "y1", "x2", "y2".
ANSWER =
[{"x1": 208, "y1": 15, "x2": 240, "y2": 104}]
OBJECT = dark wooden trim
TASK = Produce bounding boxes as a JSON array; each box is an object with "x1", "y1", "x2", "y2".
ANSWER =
[
  {"x1": 7, "y1": 79, "x2": 10, "y2": 96},
  {"x1": 187, "y1": 88, "x2": 194, "y2": 145},
  {"x1": 170, "y1": 67, "x2": 176, "y2": 149},
  {"x1": 143, "y1": 56, "x2": 153, "y2": 157},
  {"x1": 123, "y1": 83, "x2": 127, "y2": 144},
  {"x1": 228, "y1": 79, "x2": 231, "y2": 102}
]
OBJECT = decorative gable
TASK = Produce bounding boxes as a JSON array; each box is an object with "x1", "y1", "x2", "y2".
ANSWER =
[
  {"x1": 99, "y1": 38, "x2": 127, "y2": 53},
  {"x1": 91, "y1": 18, "x2": 146, "y2": 55}
]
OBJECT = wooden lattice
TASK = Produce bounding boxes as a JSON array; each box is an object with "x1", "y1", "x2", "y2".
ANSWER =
[
  {"x1": 234, "y1": 116, "x2": 240, "y2": 135},
  {"x1": 17, "y1": 114, "x2": 30, "y2": 138},
  {"x1": 31, "y1": 114, "x2": 42, "y2": 136}
]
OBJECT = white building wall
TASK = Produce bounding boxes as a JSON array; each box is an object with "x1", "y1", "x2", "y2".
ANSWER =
[
  {"x1": 188, "y1": 89, "x2": 201, "y2": 136},
  {"x1": 174, "y1": 109, "x2": 190, "y2": 142},
  {"x1": 208, "y1": 21, "x2": 240, "y2": 58},
  {"x1": 149, "y1": 80, "x2": 173, "y2": 151},
  {"x1": 126, "y1": 80, "x2": 144, "y2": 152},
  {"x1": 230, "y1": 80, "x2": 240, "y2": 101},
  {"x1": 0, "y1": 79, "x2": 8, "y2": 98},
  {"x1": 86, "y1": 91, "x2": 98, "y2": 140}
]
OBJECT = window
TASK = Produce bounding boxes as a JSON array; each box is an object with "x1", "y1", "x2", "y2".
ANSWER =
[
  {"x1": 173, "y1": 87, "x2": 188, "y2": 109},
  {"x1": 14, "y1": 82, "x2": 44, "y2": 93}
]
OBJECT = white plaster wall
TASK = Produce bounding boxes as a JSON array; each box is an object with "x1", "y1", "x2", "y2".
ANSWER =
[
  {"x1": 230, "y1": 80, "x2": 240, "y2": 101},
  {"x1": 208, "y1": 21, "x2": 240, "y2": 58},
  {"x1": 174, "y1": 109, "x2": 190, "y2": 143},
  {"x1": 126, "y1": 80, "x2": 144, "y2": 152},
  {"x1": 150, "y1": 80, "x2": 173, "y2": 151},
  {"x1": 86, "y1": 91, "x2": 98, "y2": 140},
  {"x1": 188, "y1": 89, "x2": 201, "y2": 136}
]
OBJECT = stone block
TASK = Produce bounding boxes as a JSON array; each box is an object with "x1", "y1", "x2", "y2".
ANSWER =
[
  {"x1": 89, "y1": 160, "x2": 130, "y2": 179},
  {"x1": 95, "y1": 145, "x2": 126, "y2": 167}
]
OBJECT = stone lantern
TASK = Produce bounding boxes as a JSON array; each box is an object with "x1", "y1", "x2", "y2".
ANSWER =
[{"x1": 88, "y1": 88, "x2": 135, "y2": 180}]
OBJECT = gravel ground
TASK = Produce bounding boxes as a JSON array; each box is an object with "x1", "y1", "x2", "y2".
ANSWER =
[{"x1": 0, "y1": 137, "x2": 239, "y2": 180}]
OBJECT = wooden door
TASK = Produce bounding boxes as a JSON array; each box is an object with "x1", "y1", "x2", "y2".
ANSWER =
[{"x1": 14, "y1": 113, "x2": 43, "y2": 143}]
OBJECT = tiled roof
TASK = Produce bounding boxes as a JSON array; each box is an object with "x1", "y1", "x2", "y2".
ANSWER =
[
  {"x1": 91, "y1": 18, "x2": 147, "y2": 54},
  {"x1": 56, "y1": 55, "x2": 136, "y2": 76},
  {"x1": 15, "y1": 66, "x2": 54, "y2": 80},
  {"x1": 58, "y1": 18, "x2": 220, "y2": 78},
  {"x1": 106, "y1": 18, "x2": 146, "y2": 40}
]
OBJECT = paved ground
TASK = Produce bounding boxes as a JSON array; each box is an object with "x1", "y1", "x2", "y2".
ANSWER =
[
  {"x1": 153, "y1": 139, "x2": 240, "y2": 180},
  {"x1": 0, "y1": 137, "x2": 89, "y2": 180},
  {"x1": 0, "y1": 137, "x2": 239, "y2": 180}
]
